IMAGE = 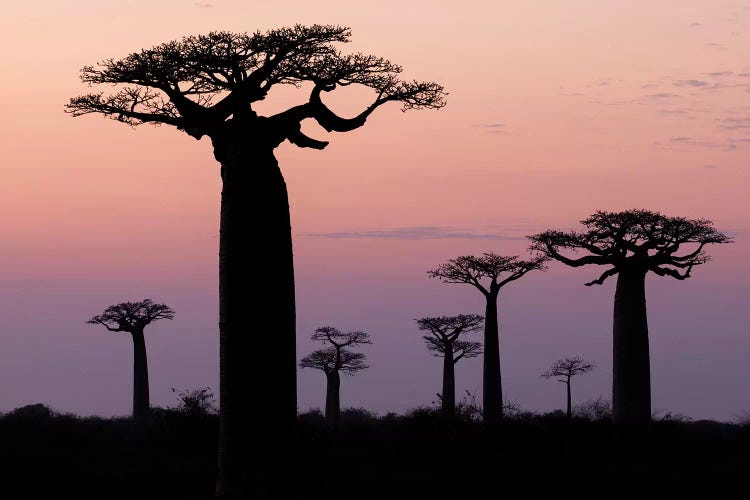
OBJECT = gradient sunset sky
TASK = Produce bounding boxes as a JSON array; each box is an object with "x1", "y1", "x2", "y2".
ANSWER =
[{"x1": 1, "y1": 1, "x2": 748, "y2": 420}]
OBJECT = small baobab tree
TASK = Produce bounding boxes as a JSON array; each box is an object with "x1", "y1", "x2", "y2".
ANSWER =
[
  {"x1": 299, "y1": 327, "x2": 371, "y2": 428},
  {"x1": 530, "y1": 209, "x2": 731, "y2": 424},
  {"x1": 87, "y1": 299, "x2": 174, "y2": 417},
  {"x1": 428, "y1": 253, "x2": 547, "y2": 423},
  {"x1": 541, "y1": 357, "x2": 595, "y2": 419},
  {"x1": 66, "y1": 25, "x2": 444, "y2": 497},
  {"x1": 416, "y1": 314, "x2": 483, "y2": 418}
]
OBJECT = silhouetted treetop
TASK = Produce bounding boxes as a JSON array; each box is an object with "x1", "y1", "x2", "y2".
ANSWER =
[
  {"x1": 299, "y1": 347, "x2": 368, "y2": 374},
  {"x1": 416, "y1": 314, "x2": 483, "y2": 359},
  {"x1": 541, "y1": 357, "x2": 595, "y2": 380},
  {"x1": 427, "y1": 253, "x2": 548, "y2": 295},
  {"x1": 528, "y1": 209, "x2": 731, "y2": 285},
  {"x1": 87, "y1": 299, "x2": 175, "y2": 332},
  {"x1": 66, "y1": 25, "x2": 446, "y2": 142},
  {"x1": 311, "y1": 326, "x2": 372, "y2": 348}
]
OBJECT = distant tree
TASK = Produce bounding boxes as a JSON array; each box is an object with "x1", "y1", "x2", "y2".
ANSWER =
[
  {"x1": 530, "y1": 209, "x2": 730, "y2": 424},
  {"x1": 428, "y1": 253, "x2": 547, "y2": 423},
  {"x1": 87, "y1": 299, "x2": 174, "y2": 417},
  {"x1": 415, "y1": 315, "x2": 483, "y2": 418},
  {"x1": 67, "y1": 25, "x2": 445, "y2": 497},
  {"x1": 541, "y1": 357, "x2": 595, "y2": 419},
  {"x1": 299, "y1": 327, "x2": 371, "y2": 428}
]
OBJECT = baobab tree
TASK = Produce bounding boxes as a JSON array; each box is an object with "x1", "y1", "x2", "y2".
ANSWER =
[
  {"x1": 541, "y1": 357, "x2": 595, "y2": 419},
  {"x1": 299, "y1": 327, "x2": 371, "y2": 428},
  {"x1": 529, "y1": 209, "x2": 730, "y2": 424},
  {"x1": 415, "y1": 314, "x2": 483, "y2": 418},
  {"x1": 87, "y1": 299, "x2": 174, "y2": 418},
  {"x1": 428, "y1": 253, "x2": 547, "y2": 423},
  {"x1": 66, "y1": 25, "x2": 445, "y2": 497}
]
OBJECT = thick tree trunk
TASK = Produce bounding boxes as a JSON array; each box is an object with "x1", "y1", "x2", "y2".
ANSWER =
[
  {"x1": 131, "y1": 329, "x2": 149, "y2": 418},
  {"x1": 483, "y1": 293, "x2": 502, "y2": 423},
  {"x1": 214, "y1": 143, "x2": 297, "y2": 498},
  {"x1": 612, "y1": 268, "x2": 651, "y2": 425},
  {"x1": 441, "y1": 348, "x2": 455, "y2": 418},
  {"x1": 325, "y1": 371, "x2": 341, "y2": 428},
  {"x1": 566, "y1": 378, "x2": 572, "y2": 420}
]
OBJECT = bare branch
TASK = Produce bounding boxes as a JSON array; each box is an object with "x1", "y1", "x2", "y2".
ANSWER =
[{"x1": 584, "y1": 267, "x2": 620, "y2": 287}]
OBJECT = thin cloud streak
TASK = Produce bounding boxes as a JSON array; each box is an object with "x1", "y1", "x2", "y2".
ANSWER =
[{"x1": 306, "y1": 226, "x2": 525, "y2": 240}]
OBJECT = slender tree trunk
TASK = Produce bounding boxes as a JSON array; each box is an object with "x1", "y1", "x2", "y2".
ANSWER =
[
  {"x1": 325, "y1": 371, "x2": 341, "y2": 428},
  {"x1": 566, "y1": 377, "x2": 572, "y2": 420},
  {"x1": 131, "y1": 328, "x2": 149, "y2": 418},
  {"x1": 214, "y1": 140, "x2": 297, "y2": 498},
  {"x1": 483, "y1": 292, "x2": 502, "y2": 423},
  {"x1": 612, "y1": 268, "x2": 650, "y2": 425},
  {"x1": 442, "y1": 348, "x2": 455, "y2": 418}
]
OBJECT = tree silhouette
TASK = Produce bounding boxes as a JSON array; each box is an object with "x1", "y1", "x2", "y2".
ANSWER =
[
  {"x1": 428, "y1": 253, "x2": 547, "y2": 423},
  {"x1": 529, "y1": 209, "x2": 730, "y2": 424},
  {"x1": 66, "y1": 25, "x2": 445, "y2": 497},
  {"x1": 87, "y1": 299, "x2": 174, "y2": 418},
  {"x1": 299, "y1": 326, "x2": 371, "y2": 428},
  {"x1": 541, "y1": 357, "x2": 595, "y2": 419},
  {"x1": 415, "y1": 315, "x2": 483, "y2": 418}
]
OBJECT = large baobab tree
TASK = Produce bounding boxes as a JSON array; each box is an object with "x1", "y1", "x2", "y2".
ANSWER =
[
  {"x1": 87, "y1": 299, "x2": 174, "y2": 418},
  {"x1": 428, "y1": 253, "x2": 547, "y2": 423},
  {"x1": 541, "y1": 357, "x2": 595, "y2": 419},
  {"x1": 66, "y1": 25, "x2": 445, "y2": 497},
  {"x1": 299, "y1": 327, "x2": 371, "y2": 428},
  {"x1": 415, "y1": 314, "x2": 483, "y2": 418},
  {"x1": 529, "y1": 209, "x2": 730, "y2": 424}
]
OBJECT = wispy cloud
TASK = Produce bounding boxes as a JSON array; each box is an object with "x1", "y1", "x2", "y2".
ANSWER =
[
  {"x1": 473, "y1": 123, "x2": 505, "y2": 128},
  {"x1": 643, "y1": 93, "x2": 682, "y2": 99},
  {"x1": 472, "y1": 123, "x2": 509, "y2": 134},
  {"x1": 705, "y1": 71, "x2": 734, "y2": 77},
  {"x1": 654, "y1": 137, "x2": 739, "y2": 151},
  {"x1": 674, "y1": 79, "x2": 711, "y2": 88},
  {"x1": 718, "y1": 117, "x2": 750, "y2": 130},
  {"x1": 690, "y1": 21, "x2": 704, "y2": 27},
  {"x1": 306, "y1": 226, "x2": 524, "y2": 240},
  {"x1": 194, "y1": 2, "x2": 214, "y2": 7}
]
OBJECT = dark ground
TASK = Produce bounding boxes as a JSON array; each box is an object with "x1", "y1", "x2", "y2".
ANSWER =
[{"x1": 2, "y1": 405, "x2": 748, "y2": 499}]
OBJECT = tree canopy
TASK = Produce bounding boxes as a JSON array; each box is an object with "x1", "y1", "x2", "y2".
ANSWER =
[
  {"x1": 311, "y1": 326, "x2": 371, "y2": 348},
  {"x1": 427, "y1": 253, "x2": 548, "y2": 296},
  {"x1": 528, "y1": 209, "x2": 731, "y2": 286},
  {"x1": 299, "y1": 347, "x2": 368, "y2": 375},
  {"x1": 541, "y1": 357, "x2": 595, "y2": 381},
  {"x1": 66, "y1": 25, "x2": 447, "y2": 146},
  {"x1": 416, "y1": 314, "x2": 483, "y2": 362},
  {"x1": 87, "y1": 299, "x2": 175, "y2": 332}
]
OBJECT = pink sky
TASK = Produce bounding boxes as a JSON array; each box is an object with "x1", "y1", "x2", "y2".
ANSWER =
[{"x1": 1, "y1": 1, "x2": 749, "y2": 420}]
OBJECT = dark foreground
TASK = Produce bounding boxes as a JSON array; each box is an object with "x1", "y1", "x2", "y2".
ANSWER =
[{"x1": 2, "y1": 405, "x2": 748, "y2": 499}]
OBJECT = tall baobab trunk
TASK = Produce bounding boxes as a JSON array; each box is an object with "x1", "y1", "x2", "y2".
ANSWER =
[
  {"x1": 483, "y1": 293, "x2": 502, "y2": 423},
  {"x1": 566, "y1": 376, "x2": 572, "y2": 420},
  {"x1": 215, "y1": 138, "x2": 297, "y2": 498},
  {"x1": 441, "y1": 347, "x2": 456, "y2": 418},
  {"x1": 131, "y1": 328, "x2": 150, "y2": 418},
  {"x1": 325, "y1": 371, "x2": 341, "y2": 428},
  {"x1": 612, "y1": 267, "x2": 650, "y2": 425}
]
